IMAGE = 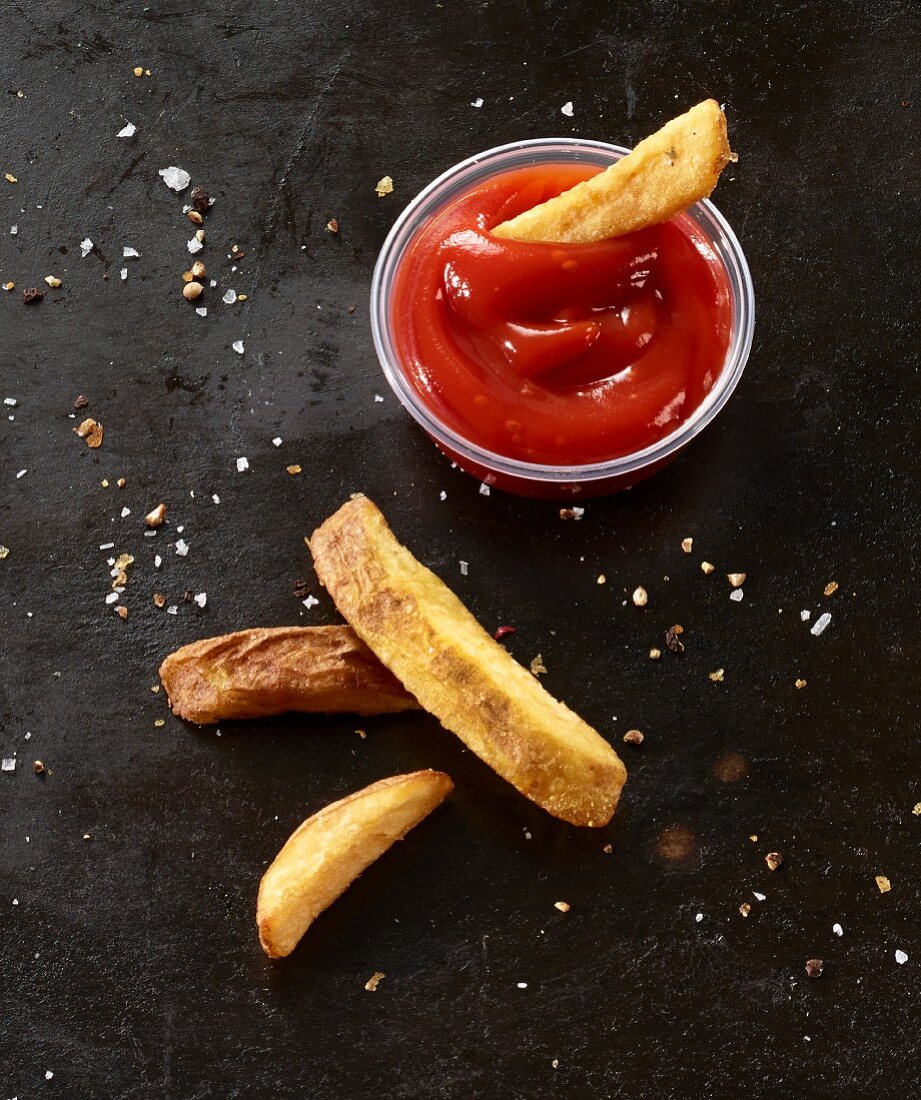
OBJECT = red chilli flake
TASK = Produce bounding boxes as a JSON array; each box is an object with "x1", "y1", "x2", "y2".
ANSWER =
[{"x1": 494, "y1": 625, "x2": 516, "y2": 641}]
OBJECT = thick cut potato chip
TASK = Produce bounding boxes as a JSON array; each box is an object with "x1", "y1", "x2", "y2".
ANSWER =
[
  {"x1": 309, "y1": 496, "x2": 626, "y2": 827},
  {"x1": 492, "y1": 99, "x2": 732, "y2": 243},
  {"x1": 257, "y1": 770, "x2": 453, "y2": 958},
  {"x1": 159, "y1": 625, "x2": 418, "y2": 724}
]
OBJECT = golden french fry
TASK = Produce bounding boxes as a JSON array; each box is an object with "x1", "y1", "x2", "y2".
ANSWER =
[
  {"x1": 309, "y1": 496, "x2": 627, "y2": 827},
  {"x1": 159, "y1": 625, "x2": 418, "y2": 724},
  {"x1": 257, "y1": 770, "x2": 453, "y2": 958},
  {"x1": 492, "y1": 99, "x2": 732, "y2": 243}
]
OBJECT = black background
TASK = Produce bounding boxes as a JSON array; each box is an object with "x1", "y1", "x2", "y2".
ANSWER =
[{"x1": 1, "y1": 2, "x2": 918, "y2": 1097}]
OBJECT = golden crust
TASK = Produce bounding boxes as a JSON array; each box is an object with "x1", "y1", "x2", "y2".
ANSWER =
[
  {"x1": 159, "y1": 625, "x2": 418, "y2": 724},
  {"x1": 309, "y1": 496, "x2": 627, "y2": 827},
  {"x1": 492, "y1": 99, "x2": 732, "y2": 243},
  {"x1": 257, "y1": 769, "x2": 453, "y2": 958}
]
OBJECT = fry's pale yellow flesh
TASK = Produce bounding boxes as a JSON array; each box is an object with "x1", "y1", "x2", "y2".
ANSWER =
[
  {"x1": 309, "y1": 496, "x2": 627, "y2": 827},
  {"x1": 492, "y1": 99, "x2": 732, "y2": 243},
  {"x1": 257, "y1": 770, "x2": 452, "y2": 958}
]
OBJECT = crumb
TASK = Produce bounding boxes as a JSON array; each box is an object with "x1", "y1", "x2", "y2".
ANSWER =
[
  {"x1": 326, "y1": 218, "x2": 339, "y2": 233},
  {"x1": 739, "y1": 902, "x2": 751, "y2": 918},
  {"x1": 364, "y1": 971, "x2": 385, "y2": 991},
  {"x1": 597, "y1": 574, "x2": 606, "y2": 585},
  {"x1": 286, "y1": 464, "x2": 302, "y2": 475},
  {"x1": 795, "y1": 678, "x2": 807, "y2": 689},
  {"x1": 765, "y1": 852, "x2": 783, "y2": 871},
  {"x1": 559, "y1": 507, "x2": 584, "y2": 520},
  {"x1": 74, "y1": 418, "x2": 104, "y2": 448},
  {"x1": 632, "y1": 586, "x2": 648, "y2": 607},
  {"x1": 824, "y1": 581, "x2": 839, "y2": 596},
  {"x1": 154, "y1": 718, "x2": 165, "y2": 728},
  {"x1": 145, "y1": 503, "x2": 166, "y2": 528},
  {"x1": 33, "y1": 760, "x2": 44, "y2": 774},
  {"x1": 664, "y1": 624, "x2": 685, "y2": 653},
  {"x1": 44, "y1": 275, "x2": 62, "y2": 288},
  {"x1": 708, "y1": 668, "x2": 725, "y2": 682},
  {"x1": 602, "y1": 843, "x2": 613, "y2": 854},
  {"x1": 153, "y1": 593, "x2": 166, "y2": 608},
  {"x1": 805, "y1": 958, "x2": 824, "y2": 978},
  {"x1": 355, "y1": 729, "x2": 367, "y2": 739},
  {"x1": 622, "y1": 729, "x2": 644, "y2": 745},
  {"x1": 681, "y1": 537, "x2": 693, "y2": 553},
  {"x1": 648, "y1": 647, "x2": 661, "y2": 660},
  {"x1": 727, "y1": 573, "x2": 746, "y2": 588},
  {"x1": 375, "y1": 176, "x2": 394, "y2": 198},
  {"x1": 530, "y1": 654, "x2": 547, "y2": 676},
  {"x1": 554, "y1": 901, "x2": 571, "y2": 913},
  {"x1": 700, "y1": 561, "x2": 715, "y2": 574},
  {"x1": 875, "y1": 874, "x2": 891, "y2": 894},
  {"x1": 115, "y1": 605, "x2": 128, "y2": 620},
  {"x1": 913, "y1": 803, "x2": 921, "y2": 816}
]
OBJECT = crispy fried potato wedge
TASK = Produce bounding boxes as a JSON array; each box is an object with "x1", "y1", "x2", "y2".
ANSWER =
[
  {"x1": 309, "y1": 496, "x2": 626, "y2": 827},
  {"x1": 492, "y1": 99, "x2": 732, "y2": 243},
  {"x1": 257, "y1": 769, "x2": 453, "y2": 957},
  {"x1": 159, "y1": 625, "x2": 418, "y2": 724}
]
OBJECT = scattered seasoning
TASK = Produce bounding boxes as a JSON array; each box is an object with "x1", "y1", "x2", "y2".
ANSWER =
[
  {"x1": 632, "y1": 586, "x2": 648, "y2": 607},
  {"x1": 153, "y1": 593, "x2": 166, "y2": 608},
  {"x1": 622, "y1": 729, "x2": 644, "y2": 745},
  {"x1": 530, "y1": 654, "x2": 547, "y2": 676},
  {"x1": 708, "y1": 668, "x2": 725, "y2": 682},
  {"x1": 765, "y1": 852, "x2": 783, "y2": 871},
  {"x1": 326, "y1": 218, "x2": 339, "y2": 233},
  {"x1": 479, "y1": 482, "x2": 491, "y2": 496},
  {"x1": 895, "y1": 949, "x2": 908, "y2": 965},
  {"x1": 190, "y1": 260, "x2": 206, "y2": 279},
  {"x1": 175, "y1": 538, "x2": 189, "y2": 557},
  {"x1": 681, "y1": 537, "x2": 693, "y2": 553},
  {"x1": 805, "y1": 958, "x2": 824, "y2": 978},
  {"x1": 795, "y1": 678, "x2": 807, "y2": 689},
  {"x1": 875, "y1": 874, "x2": 891, "y2": 894},
  {"x1": 375, "y1": 176, "x2": 394, "y2": 197},
  {"x1": 187, "y1": 209, "x2": 203, "y2": 226},
  {"x1": 559, "y1": 506, "x2": 584, "y2": 520},
  {"x1": 596, "y1": 574, "x2": 606, "y2": 585},
  {"x1": 912, "y1": 803, "x2": 921, "y2": 816},
  {"x1": 0, "y1": 546, "x2": 8, "y2": 559},
  {"x1": 145, "y1": 503, "x2": 167, "y2": 528},
  {"x1": 727, "y1": 573, "x2": 746, "y2": 588},
  {"x1": 194, "y1": 593, "x2": 207, "y2": 608},
  {"x1": 648, "y1": 647, "x2": 661, "y2": 660},
  {"x1": 32, "y1": 760, "x2": 44, "y2": 775},
  {"x1": 823, "y1": 581, "x2": 839, "y2": 596},
  {"x1": 364, "y1": 971, "x2": 385, "y2": 992},
  {"x1": 664, "y1": 624, "x2": 685, "y2": 653},
  {"x1": 229, "y1": 243, "x2": 246, "y2": 260},
  {"x1": 159, "y1": 166, "x2": 191, "y2": 192},
  {"x1": 292, "y1": 579, "x2": 312, "y2": 599},
  {"x1": 286, "y1": 464, "x2": 302, "y2": 475},
  {"x1": 232, "y1": 340, "x2": 245, "y2": 355},
  {"x1": 811, "y1": 612, "x2": 832, "y2": 637},
  {"x1": 74, "y1": 418, "x2": 104, "y2": 448},
  {"x1": 700, "y1": 561, "x2": 715, "y2": 574},
  {"x1": 116, "y1": 477, "x2": 126, "y2": 489},
  {"x1": 116, "y1": 605, "x2": 129, "y2": 619},
  {"x1": 554, "y1": 901, "x2": 571, "y2": 913},
  {"x1": 739, "y1": 902, "x2": 751, "y2": 918},
  {"x1": 493, "y1": 625, "x2": 516, "y2": 641},
  {"x1": 73, "y1": 394, "x2": 89, "y2": 410},
  {"x1": 561, "y1": 101, "x2": 574, "y2": 117},
  {"x1": 22, "y1": 287, "x2": 44, "y2": 304},
  {"x1": 44, "y1": 275, "x2": 62, "y2": 288}
]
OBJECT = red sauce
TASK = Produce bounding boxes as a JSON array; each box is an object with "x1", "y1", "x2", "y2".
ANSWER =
[{"x1": 391, "y1": 163, "x2": 732, "y2": 466}]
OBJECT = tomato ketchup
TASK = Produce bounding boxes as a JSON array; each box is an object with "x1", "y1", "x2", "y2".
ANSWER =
[{"x1": 390, "y1": 163, "x2": 732, "y2": 467}]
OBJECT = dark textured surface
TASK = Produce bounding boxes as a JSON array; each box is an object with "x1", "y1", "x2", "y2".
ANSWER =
[{"x1": 1, "y1": 2, "x2": 918, "y2": 1096}]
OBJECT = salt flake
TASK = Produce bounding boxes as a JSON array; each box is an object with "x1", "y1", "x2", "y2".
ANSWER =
[
  {"x1": 120, "y1": 267, "x2": 128, "y2": 281},
  {"x1": 175, "y1": 539, "x2": 189, "y2": 557},
  {"x1": 158, "y1": 166, "x2": 191, "y2": 192},
  {"x1": 561, "y1": 101, "x2": 574, "y2": 117},
  {"x1": 232, "y1": 340, "x2": 244, "y2": 354},
  {"x1": 459, "y1": 560, "x2": 469, "y2": 576},
  {"x1": 187, "y1": 237, "x2": 203, "y2": 254},
  {"x1": 4, "y1": 397, "x2": 16, "y2": 406},
  {"x1": 895, "y1": 949, "x2": 908, "y2": 965},
  {"x1": 222, "y1": 289, "x2": 237, "y2": 304},
  {"x1": 471, "y1": 98, "x2": 484, "y2": 108},
  {"x1": 479, "y1": 483, "x2": 491, "y2": 496},
  {"x1": 374, "y1": 394, "x2": 384, "y2": 403},
  {"x1": 193, "y1": 592, "x2": 207, "y2": 608},
  {"x1": 2, "y1": 758, "x2": 15, "y2": 772},
  {"x1": 272, "y1": 437, "x2": 282, "y2": 447},
  {"x1": 302, "y1": 595, "x2": 319, "y2": 609},
  {"x1": 80, "y1": 237, "x2": 94, "y2": 257},
  {"x1": 811, "y1": 612, "x2": 832, "y2": 637},
  {"x1": 833, "y1": 923, "x2": 843, "y2": 936},
  {"x1": 800, "y1": 609, "x2": 811, "y2": 621},
  {"x1": 10, "y1": 225, "x2": 17, "y2": 235},
  {"x1": 729, "y1": 588, "x2": 744, "y2": 602},
  {"x1": 195, "y1": 306, "x2": 207, "y2": 317},
  {"x1": 117, "y1": 122, "x2": 137, "y2": 138},
  {"x1": 123, "y1": 246, "x2": 140, "y2": 258},
  {"x1": 236, "y1": 456, "x2": 249, "y2": 472}
]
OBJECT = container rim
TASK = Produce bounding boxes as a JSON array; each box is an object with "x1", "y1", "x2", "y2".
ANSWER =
[{"x1": 370, "y1": 136, "x2": 755, "y2": 484}]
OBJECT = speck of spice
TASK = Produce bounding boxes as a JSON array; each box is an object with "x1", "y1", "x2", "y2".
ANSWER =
[
  {"x1": 326, "y1": 218, "x2": 339, "y2": 233},
  {"x1": 664, "y1": 624, "x2": 685, "y2": 653},
  {"x1": 912, "y1": 802, "x2": 921, "y2": 816},
  {"x1": 364, "y1": 971, "x2": 385, "y2": 991},
  {"x1": 33, "y1": 760, "x2": 44, "y2": 774},
  {"x1": 765, "y1": 852, "x2": 784, "y2": 871},
  {"x1": 286, "y1": 464, "x2": 302, "y2": 475},
  {"x1": 74, "y1": 418, "x2": 104, "y2": 448},
  {"x1": 875, "y1": 874, "x2": 891, "y2": 894},
  {"x1": 559, "y1": 506, "x2": 584, "y2": 520},
  {"x1": 805, "y1": 958, "x2": 824, "y2": 978},
  {"x1": 622, "y1": 729, "x2": 644, "y2": 745},
  {"x1": 494, "y1": 625, "x2": 516, "y2": 641}
]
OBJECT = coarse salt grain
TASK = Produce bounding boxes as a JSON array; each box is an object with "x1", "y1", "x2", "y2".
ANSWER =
[
  {"x1": 193, "y1": 592, "x2": 207, "y2": 608},
  {"x1": 479, "y1": 482, "x2": 491, "y2": 496},
  {"x1": 154, "y1": 554, "x2": 162, "y2": 568},
  {"x1": 99, "y1": 542, "x2": 114, "y2": 550},
  {"x1": 105, "y1": 592, "x2": 119, "y2": 605},
  {"x1": 374, "y1": 394, "x2": 384, "y2": 403},
  {"x1": 187, "y1": 237, "x2": 203, "y2": 254},
  {"x1": 2, "y1": 758, "x2": 15, "y2": 772},
  {"x1": 459, "y1": 561, "x2": 469, "y2": 576},
  {"x1": 120, "y1": 507, "x2": 130, "y2": 518},
  {"x1": 516, "y1": 982, "x2": 528, "y2": 989},
  {"x1": 895, "y1": 949, "x2": 908, "y2": 965},
  {"x1": 302, "y1": 595, "x2": 319, "y2": 609},
  {"x1": 195, "y1": 306, "x2": 207, "y2": 317},
  {"x1": 753, "y1": 891, "x2": 766, "y2": 901},
  {"x1": 272, "y1": 437, "x2": 282, "y2": 447},
  {"x1": 166, "y1": 605, "x2": 178, "y2": 615},
  {"x1": 123, "y1": 246, "x2": 140, "y2": 258},
  {"x1": 811, "y1": 612, "x2": 832, "y2": 636},
  {"x1": 16, "y1": 469, "x2": 26, "y2": 478},
  {"x1": 80, "y1": 238, "x2": 93, "y2": 257},
  {"x1": 471, "y1": 97, "x2": 484, "y2": 107},
  {"x1": 833, "y1": 923, "x2": 843, "y2": 936},
  {"x1": 729, "y1": 588, "x2": 743, "y2": 602},
  {"x1": 158, "y1": 165, "x2": 191, "y2": 191},
  {"x1": 175, "y1": 539, "x2": 189, "y2": 557},
  {"x1": 4, "y1": 397, "x2": 16, "y2": 406},
  {"x1": 236, "y1": 456, "x2": 249, "y2": 472},
  {"x1": 561, "y1": 101, "x2": 574, "y2": 116},
  {"x1": 222, "y1": 289, "x2": 237, "y2": 304},
  {"x1": 211, "y1": 494, "x2": 220, "y2": 504},
  {"x1": 120, "y1": 267, "x2": 128, "y2": 280},
  {"x1": 439, "y1": 490, "x2": 447, "y2": 501},
  {"x1": 117, "y1": 122, "x2": 137, "y2": 138},
  {"x1": 800, "y1": 609, "x2": 811, "y2": 621},
  {"x1": 232, "y1": 340, "x2": 244, "y2": 354},
  {"x1": 695, "y1": 913, "x2": 703, "y2": 923}
]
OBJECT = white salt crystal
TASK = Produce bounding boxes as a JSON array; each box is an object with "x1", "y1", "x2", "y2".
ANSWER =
[
  {"x1": 729, "y1": 588, "x2": 744, "y2": 602},
  {"x1": 166, "y1": 605, "x2": 178, "y2": 615},
  {"x1": 187, "y1": 237, "x2": 203, "y2": 254},
  {"x1": 800, "y1": 609, "x2": 811, "y2": 621},
  {"x1": 99, "y1": 542, "x2": 114, "y2": 550},
  {"x1": 80, "y1": 238, "x2": 93, "y2": 257},
  {"x1": 16, "y1": 469, "x2": 26, "y2": 478},
  {"x1": 105, "y1": 592, "x2": 119, "y2": 605},
  {"x1": 4, "y1": 397, "x2": 17, "y2": 406},
  {"x1": 459, "y1": 561, "x2": 468, "y2": 576},
  {"x1": 123, "y1": 246, "x2": 140, "y2": 258},
  {"x1": 10, "y1": 225, "x2": 17, "y2": 235},
  {"x1": 561, "y1": 101, "x2": 574, "y2": 117},
  {"x1": 302, "y1": 595, "x2": 319, "y2": 609},
  {"x1": 2, "y1": 758, "x2": 15, "y2": 772},
  {"x1": 120, "y1": 267, "x2": 128, "y2": 280},
  {"x1": 695, "y1": 913, "x2": 703, "y2": 923},
  {"x1": 479, "y1": 483, "x2": 491, "y2": 496},
  {"x1": 175, "y1": 539, "x2": 189, "y2": 557},
  {"x1": 222, "y1": 289, "x2": 236, "y2": 304},
  {"x1": 895, "y1": 949, "x2": 908, "y2": 965},
  {"x1": 753, "y1": 891, "x2": 766, "y2": 901},
  {"x1": 117, "y1": 122, "x2": 137, "y2": 138},
  {"x1": 154, "y1": 554, "x2": 162, "y2": 568},
  {"x1": 236, "y1": 456, "x2": 249, "y2": 472},
  {"x1": 271, "y1": 437, "x2": 282, "y2": 447},
  {"x1": 833, "y1": 923, "x2": 843, "y2": 936},
  {"x1": 193, "y1": 592, "x2": 207, "y2": 608},
  {"x1": 158, "y1": 166, "x2": 191, "y2": 192},
  {"x1": 232, "y1": 339, "x2": 244, "y2": 354},
  {"x1": 811, "y1": 612, "x2": 832, "y2": 637},
  {"x1": 120, "y1": 506, "x2": 130, "y2": 518},
  {"x1": 374, "y1": 394, "x2": 384, "y2": 403},
  {"x1": 516, "y1": 982, "x2": 528, "y2": 989},
  {"x1": 211, "y1": 494, "x2": 220, "y2": 504},
  {"x1": 439, "y1": 491, "x2": 447, "y2": 501},
  {"x1": 470, "y1": 98, "x2": 483, "y2": 108},
  {"x1": 195, "y1": 307, "x2": 207, "y2": 317}
]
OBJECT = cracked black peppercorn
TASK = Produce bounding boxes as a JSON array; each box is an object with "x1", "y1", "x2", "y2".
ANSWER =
[
  {"x1": 22, "y1": 287, "x2": 44, "y2": 304},
  {"x1": 190, "y1": 185, "x2": 210, "y2": 213}
]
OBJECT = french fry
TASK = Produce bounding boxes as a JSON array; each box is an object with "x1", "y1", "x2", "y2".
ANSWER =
[
  {"x1": 159, "y1": 625, "x2": 418, "y2": 724},
  {"x1": 492, "y1": 99, "x2": 732, "y2": 243},
  {"x1": 309, "y1": 496, "x2": 627, "y2": 827},
  {"x1": 257, "y1": 770, "x2": 453, "y2": 958}
]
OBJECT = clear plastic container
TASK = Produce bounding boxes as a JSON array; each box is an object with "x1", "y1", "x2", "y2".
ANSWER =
[{"x1": 370, "y1": 138, "x2": 755, "y2": 499}]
